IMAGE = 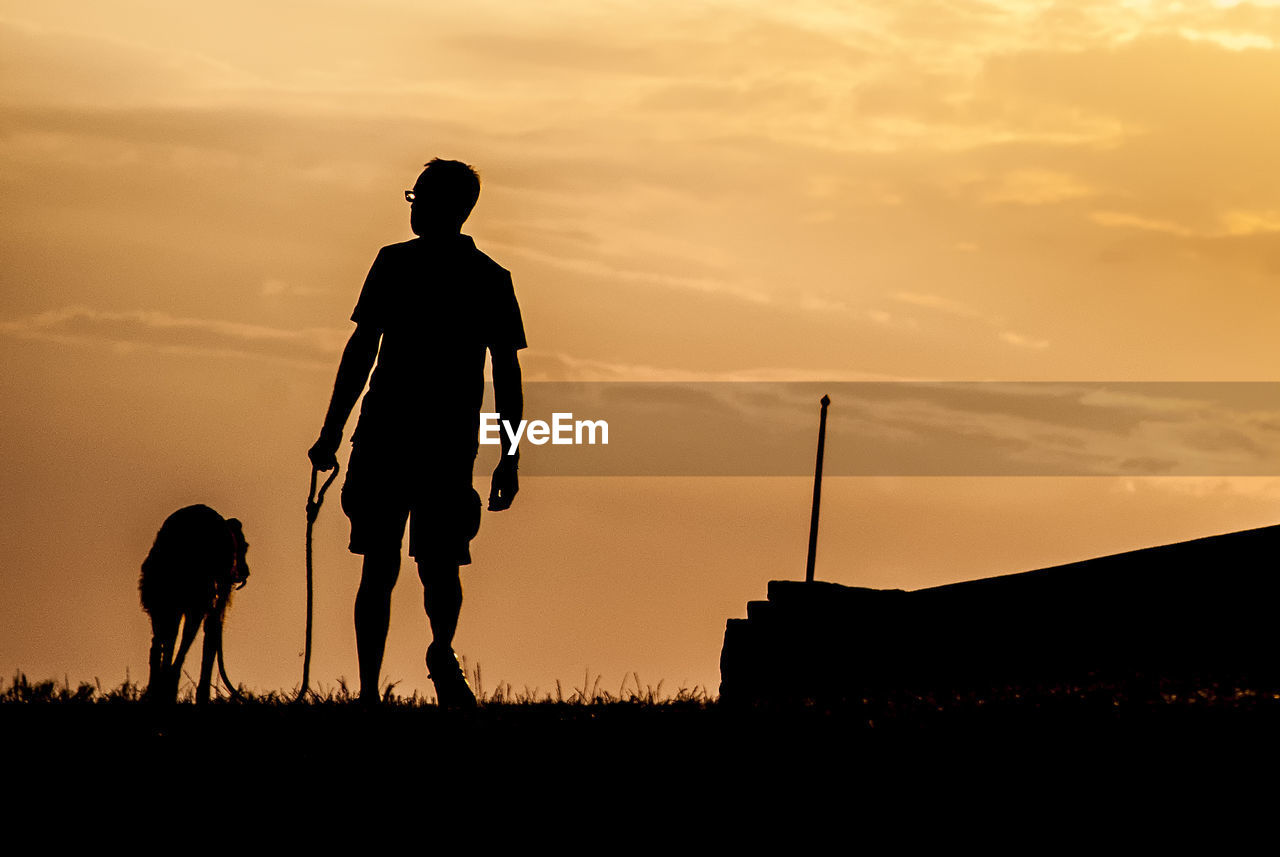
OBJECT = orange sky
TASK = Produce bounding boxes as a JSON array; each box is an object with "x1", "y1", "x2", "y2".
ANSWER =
[{"x1": 5, "y1": 0, "x2": 1280, "y2": 698}]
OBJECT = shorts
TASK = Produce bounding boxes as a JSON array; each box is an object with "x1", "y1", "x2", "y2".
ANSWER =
[{"x1": 341, "y1": 441, "x2": 482, "y2": 565}]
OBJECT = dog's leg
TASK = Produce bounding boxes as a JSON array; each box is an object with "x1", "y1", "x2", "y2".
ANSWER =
[
  {"x1": 170, "y1": 609, "x2": 202, "y2": 701},
  {"x1": 146, "y1": 609, "x2": 180, "y2": 702},
  {"x1": 197, "y1": 602, "x2": 225, "y2": 704}
]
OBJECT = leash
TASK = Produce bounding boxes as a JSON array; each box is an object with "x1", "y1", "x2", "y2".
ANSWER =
[{"x1": 298, "y1": 463, "x2": 339, "y2": 702}]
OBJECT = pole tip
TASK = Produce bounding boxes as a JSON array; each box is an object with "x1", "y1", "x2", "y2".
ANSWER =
[{"x1": 820, "y1": 394, "x2": 830, "y2": 407}]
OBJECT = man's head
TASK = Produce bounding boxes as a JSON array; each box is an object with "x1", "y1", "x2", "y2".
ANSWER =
[{"x1": 408, "y1": 158, "x2": 481, "y2": 237}]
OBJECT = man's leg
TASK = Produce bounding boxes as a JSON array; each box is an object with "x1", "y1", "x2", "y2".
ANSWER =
[
  {"x1": 354, "y1": 549, "x2": 401, "y2": 702},
  {"x1": 418, "y1": 556, "x2": 462, "y2": 649},
  {"x1": 418, "y1": 556, "x2": 476, "y2": 708}
]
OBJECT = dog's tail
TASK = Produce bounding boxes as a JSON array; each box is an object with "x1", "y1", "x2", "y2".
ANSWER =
[{"x1": 216, "y1": 637, "x2": 244, "y2": 701}]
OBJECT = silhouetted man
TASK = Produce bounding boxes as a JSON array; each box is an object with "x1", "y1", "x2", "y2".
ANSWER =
[{"x1": 309, "y1": 158, "x2": 525, "y2": 708}]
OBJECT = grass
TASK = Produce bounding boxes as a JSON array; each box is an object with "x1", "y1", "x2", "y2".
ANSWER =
[
  {"x1": 8, "y1": 667, "x2": 1280, "y2": 808},
  {"x1": 7, "y1": 666, "x2": 1280, "y2": 729},
  {"x1": 0, "y1": 667, "x2": 714, "y2": 708},
  {"x1": 462, "y1": 660, "x2": 710, "y2": 705}
]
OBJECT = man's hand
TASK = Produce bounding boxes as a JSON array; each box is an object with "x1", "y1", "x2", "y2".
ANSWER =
[
  {"x1": 488, "y1": 456, "x2": 519, "y2": 511},
  {"x1": 308, "y1": 429, "x2": 341, "y2": 472}
]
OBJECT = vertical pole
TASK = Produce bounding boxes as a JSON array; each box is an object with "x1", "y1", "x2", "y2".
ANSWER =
[{"x1": 805, "y1": 394, "x2": 831, "y2": 583}]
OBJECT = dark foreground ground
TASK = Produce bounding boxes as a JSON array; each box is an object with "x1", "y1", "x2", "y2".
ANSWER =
[{"x1": 7, "y1": 673, "x2": 1280, "y2": 822}]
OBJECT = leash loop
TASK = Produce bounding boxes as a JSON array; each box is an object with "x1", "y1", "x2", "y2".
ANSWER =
[{"x1": 307, "y1": 465, "x2": 339, "y2": 523}]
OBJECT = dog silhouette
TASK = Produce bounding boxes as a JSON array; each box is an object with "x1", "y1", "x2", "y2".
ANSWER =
[{"x1": 139, "y1": 505, "x2": 249, "y2": 703}]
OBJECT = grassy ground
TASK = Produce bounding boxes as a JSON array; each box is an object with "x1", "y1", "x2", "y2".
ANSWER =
[
  {"x1": 8, "y1": 668, "x2": 1280, "y2": 744},
  {"x1": 7, "y1": 670, "x2": 1280, "y2": 827}
]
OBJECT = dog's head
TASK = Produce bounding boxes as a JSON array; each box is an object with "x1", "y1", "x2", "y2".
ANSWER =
[{"x1": 226, "y1": 518, "x2": 250, "y2": 589}]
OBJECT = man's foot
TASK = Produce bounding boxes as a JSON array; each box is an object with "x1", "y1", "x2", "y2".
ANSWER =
[{"x1": 427, "y1": 644, "x2": 477, "y2": 710}]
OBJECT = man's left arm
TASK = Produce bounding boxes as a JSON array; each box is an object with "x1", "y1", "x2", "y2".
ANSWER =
[{"x1": 488, "y1": 344, "x2": 523, "y2": 511}]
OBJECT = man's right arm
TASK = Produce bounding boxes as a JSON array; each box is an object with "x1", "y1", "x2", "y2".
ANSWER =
[
  {"x1": 308, "y1": 323, "x2": 380, "y2": 471},
  {"x1": 487, "y1": 344, "x2": 523, "y2": 511}
]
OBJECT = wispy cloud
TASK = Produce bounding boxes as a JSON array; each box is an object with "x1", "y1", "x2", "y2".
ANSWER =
[
  {"x1": 1091, "y1": 210, "x2": 1196, "y2": 237},
  {"x1": 488, "y1": 240, "x2": 773, "y2": 305},
  {"x1": 981, "y1": 169, "x2": 1099, "y2": 206},
  {"x1": 894, "y1": 292, "x2": 1050, "y2": 351},
  {"x1": 0, "y1": 306, "x2": 347, "y2": 366},
  {"x1": 892, "y1": 291, "x2": 999, "y2": 323},
  {"x1": 999, "y1": 331, "x2": 1050, "y2": 350},
  {"x1": 260, "y1": 279, "x2": 325, "y2": 298}
]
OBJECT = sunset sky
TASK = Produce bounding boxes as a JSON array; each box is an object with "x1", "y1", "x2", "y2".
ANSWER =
[{"x1": 6, "y1": 0, "x2": 1280, "y2": 699}]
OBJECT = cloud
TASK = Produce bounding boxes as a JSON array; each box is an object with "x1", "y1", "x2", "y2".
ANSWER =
[
  {"x1": 892, "y1": 292, "x2": 1051, "y2": 351},
  {"x1": 999, "y1": 331, "x2": 1050, "y2": 350},
  {"x1": 892, "y1": 291, "x2": 999, "y2": 323},
  {"x1": 1179, "y1": 27, "x2": 1275, "y2": 51},
  {"x1": 981, "y1": 169, "x2": 1099, "y2": 206},
  {"x1": 0, "y1": 16, "x2": 259, "y2": 108},
  {"x1": 0, "y1": 306, "x2": 347, "y2": 366},
  {"x1": 1218, "y1": 209, "x2": 1280, "y2": 236},
  {"x1": 486, "y1": 239, "x2": 773, "y2": 305},
  {"x1": 261, "y1": 279, "x2": 324, "y2": 298},
  {"x1": 1090, "y1": 210, "x2": 1196, "y2": 237},
  {"x1": 1115, "y1": 476, "x2": 1280, "y2": 499},
  {"x1": 1117, "y1": 456, "x2": 1179, "y2": 474}
]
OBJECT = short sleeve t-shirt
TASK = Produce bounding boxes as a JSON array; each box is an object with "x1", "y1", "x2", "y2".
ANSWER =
[{"x1": 349, "y1": 234, "x2": 526, "y2": 456}]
